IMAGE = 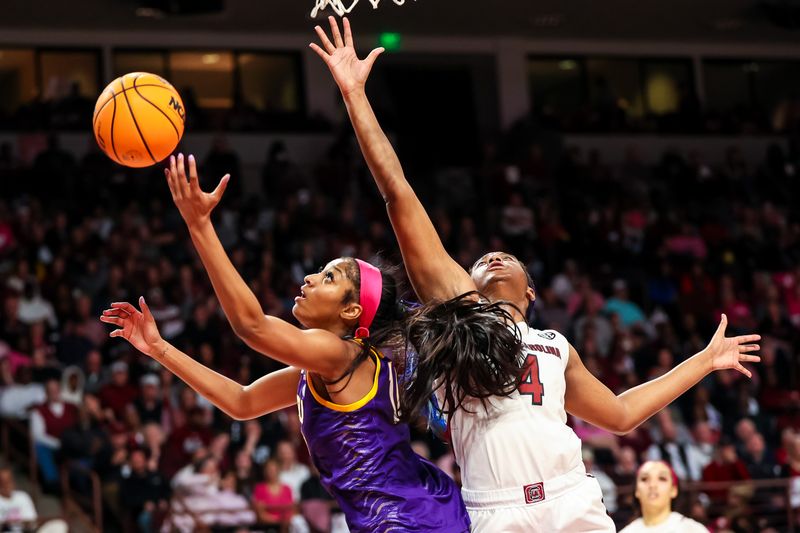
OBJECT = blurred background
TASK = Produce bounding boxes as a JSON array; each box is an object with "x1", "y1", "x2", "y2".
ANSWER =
[{"x1": 0, "y1": 0, "x2": 799, "y2": 531}]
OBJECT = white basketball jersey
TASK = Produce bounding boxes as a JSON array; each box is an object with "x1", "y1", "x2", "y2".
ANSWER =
[{"x1": 444, "y1": 322, "x2": 584, "y2": 491}]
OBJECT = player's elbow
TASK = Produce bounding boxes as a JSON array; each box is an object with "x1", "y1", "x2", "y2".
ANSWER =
[
  {"x1": 611, "y1": 425, "x2": 633, "y2": 436},
  {"x1": 226, "y1": 389, "x2": 255, "y2": 421},
  {"x1": 229, "y1": 410, "x2": 256, "y2": 421},
  {"x1": 593, "y1": 402, "x2": 635, "y2": 435},
  {"x1": 609, "y1": 412, "x2": 640, "y2": 435}
]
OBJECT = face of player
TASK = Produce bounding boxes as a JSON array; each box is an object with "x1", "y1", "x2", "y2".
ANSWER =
[
  {"x1": 470, "y1": 252, "x2": 534, "y2": 306},
  {"x1": 635, "y1": 461, "x2": 678, "y2": 515},
  {"x1": 292, "y1": 258, "x2": 362, "y2": 333}
]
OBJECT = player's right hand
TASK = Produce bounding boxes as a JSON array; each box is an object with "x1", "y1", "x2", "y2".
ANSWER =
[
  {"x1": 310, "y1": 16, "x2": 384, "y2": 97},
  {"x1": 165, "y1": 153, "x2": 229, "y2": 229},
  {"x1": 100, "y1": 297, "x2": 164, "y2": 358}
]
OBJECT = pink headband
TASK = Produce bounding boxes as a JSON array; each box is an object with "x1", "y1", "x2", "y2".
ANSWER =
[{"x1": 354, "y1": 259, "x2": 382, "y2": 339}]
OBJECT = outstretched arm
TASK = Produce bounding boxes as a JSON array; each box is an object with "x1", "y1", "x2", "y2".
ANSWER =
[
  {"x1": 164, "y1": 155, "x2": 350, "y2": 377},
  {"x1": 101, "y1": 298, "x2": 299, "y2": 420},
  {"x1": 564, "y1": 315, "x2": 761, "y2": 434},
  {"x1": 310, "y1": 17, "x2": 475, "y2": 303}
]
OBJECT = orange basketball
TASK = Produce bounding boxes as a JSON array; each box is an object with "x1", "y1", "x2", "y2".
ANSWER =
[{"x1": 93, "y1": 72, "x2": 185, "y2": 168}]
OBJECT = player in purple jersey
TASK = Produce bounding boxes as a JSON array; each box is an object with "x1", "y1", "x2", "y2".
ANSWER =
[{"x1": 100, "y1": 155, "x2": 470, "y2": 532}]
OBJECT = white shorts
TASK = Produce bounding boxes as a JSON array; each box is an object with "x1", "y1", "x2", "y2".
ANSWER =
[{"x1": 463, "y1": 468, "x2": 615, "y2": 533}]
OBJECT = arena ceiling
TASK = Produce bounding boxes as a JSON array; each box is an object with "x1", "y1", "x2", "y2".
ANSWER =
[{"x1": 2, "y1": 0, "x2": 799, "y2": 43}]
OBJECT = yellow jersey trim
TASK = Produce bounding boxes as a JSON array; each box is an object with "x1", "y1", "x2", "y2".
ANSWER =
[{"x1": 307, "y1": 347, "x2": 382, "y2": 412}]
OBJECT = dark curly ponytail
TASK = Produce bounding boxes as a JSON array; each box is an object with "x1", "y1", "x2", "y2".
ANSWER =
[{"x1": 400, "y1": 292, "x2": 525, "y2": 423}]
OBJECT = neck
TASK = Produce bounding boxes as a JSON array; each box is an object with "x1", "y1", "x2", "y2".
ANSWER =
[
  {"x1": 642, "y1": 506, "x2": 672, "y2": 526},
  {"x1": 324, "y1": 322, "x2": 352, "y2": 339},
  {"x1": 500, "y1": 302, "x2": 527, "y2": 324},
  {"x1": 481, "y1": 283, "x2": 529, "y2": 323}
]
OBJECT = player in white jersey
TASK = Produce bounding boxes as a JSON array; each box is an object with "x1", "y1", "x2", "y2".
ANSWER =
[
  {"x1": 312, "y1": 17, "x2": 761, "y2": 532},
  {"x1": 619, "y1": 461, "x2": 708, "y2": 533}
]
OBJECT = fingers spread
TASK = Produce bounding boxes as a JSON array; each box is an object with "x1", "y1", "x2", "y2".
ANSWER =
[
  {"x1": 364, "y1": 47, "x2": 385, "y2": 71},
  {"x1": 212, "y1": 174, "x2": 230, "y2": 201},
  {"x1": 176, "y1": 153, "x2": 190, "y2": 196},
  {"x1": 715, "y1": 313, "x2": 728, "y2": 337},
  {"x1": 188, "y1": 154, "x2": 201, "y2": 192},
  {"x1": 735, "y1": 364, "x2": 752, "y2": 379},
  {"x1": 343, "y1": 17, "x2": 354, "y2": 47},
  {"x1": 315, "y1": 25, "x2": 336, "y2": 54},
  {"x1": 329, "y1": 15, "x2": 345, "y2": 48},
  {"x1": 737, "y1": 334, "x2": 761, "y2": 344},
  {"x1": 309, "y1": 43, "x2": 330, "y2": 63}
]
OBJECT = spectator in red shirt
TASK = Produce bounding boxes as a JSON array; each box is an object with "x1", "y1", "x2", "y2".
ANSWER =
[
  {"x1": 160, "y1": 406, "x2": 214, "y2": 480},
  {"x1": 97, "y1": 361, "x2": 138, "y2": 422},
  {"x1": 702, "y1": 437, "x2": 750, "y2": 503}
]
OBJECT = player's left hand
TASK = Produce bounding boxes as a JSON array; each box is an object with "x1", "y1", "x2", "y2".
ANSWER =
[
  {"x1": 703, "y1": 314, "x2": 761, "y2": 378},
  {"x1": 310, "y1": 16, "x2": 384, "y2": 97},
  {"x1": 165, "y1": 153, "x2": 229, "y2": 229}
]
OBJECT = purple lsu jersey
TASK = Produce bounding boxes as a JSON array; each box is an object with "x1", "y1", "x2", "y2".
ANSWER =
[{"x1": 297, "y1": 347, "x2": 469, "y2": 533}]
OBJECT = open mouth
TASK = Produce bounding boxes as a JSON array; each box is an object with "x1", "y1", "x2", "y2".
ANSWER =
[{"x1": 487, "y1": 263, "x2": 506, "y2": 271}]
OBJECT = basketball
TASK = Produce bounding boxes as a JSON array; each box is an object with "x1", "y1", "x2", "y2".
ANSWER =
[{"x1": 92, "y1": 72, "x2": 185, "y2": 168}]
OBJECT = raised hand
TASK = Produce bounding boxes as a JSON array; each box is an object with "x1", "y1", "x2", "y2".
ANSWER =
[
  {"x1": 100, "y1": 297, "x2": 164, "y2": 358},
  {"x1": 704, "y1": 314, "x2": 761, "y2": 378},
  {"x1": 310, "y1": 16, "x2": 384, "y2": 96},
  {"x1": 165, "y1": 153, "x2": 230, "y2": 229}
]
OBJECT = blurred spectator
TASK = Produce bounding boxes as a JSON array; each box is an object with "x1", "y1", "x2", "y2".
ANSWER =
[
  {"x1": 17, "y1": 283, "x2": 57, "y2": 329},
  {"x1": 276, "y1": 440, "x2": 311, "y2": 502},
  {"x1": 119, "y1": 449, "x2": 169, "y2": 533},
  {"x1": 97, "y1": 361, "x2": 138, "y2": 422},
  {"x1": 645, "y1": 410, "x2": 707, "y2": 481},
  {"x1": 59, "y1": 365, "x2": 84, "y2": 406},
  {"x1": 232, "y1": 449, "x2": 257, "y2": 498},
  {"x1": 604, "y1": 280, "x2": 646, "y2": 329},
  {"x1": 30, "y1": 378, "x2": 78, "y2": 490},
  {"x1": 126, "y1": 374, "x2": 164, "y2": 429},
  {"x1": 743, "y1": 432, "x2": 780, "y2": 479},
  {"x1": 160, "y1": 407, "x2": 214, "y2": 480},
  {"x1": 82, "y1": 349, "x2": 107, "y2": 395},
  {"x1": 0, "y1": 366, "x2": 44, "y2": 420},
  {"x1": 0, "y1": 468, "x2": 37, "y2": 533},
  {"x1": 169, "y1": 454, "x2": 255, "y2": 532},
  {"x1": 253, "y1": 458, "x2": 294, "y2": 527},
  {"x1": 702, "y1": 437, "x2": 751, "y2": 503}
]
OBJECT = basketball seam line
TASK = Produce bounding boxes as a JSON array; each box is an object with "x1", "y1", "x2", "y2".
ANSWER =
[
  {"x1": 120, "y1": 76, "x2": 157, "y2": 164},
  {"x1": 133, "y1": 77, "x2": 181, "y2": 141},
  {"x1": 93, "y1": 83, "x2": 179, "y2": 126},
  {"x1": 110, "y1": 89, "x2": 121, "y2": 165}
]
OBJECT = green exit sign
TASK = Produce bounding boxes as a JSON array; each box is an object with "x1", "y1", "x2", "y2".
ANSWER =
[{"x1": 378, "y1": 32, "x2": 402, "y2": 51}]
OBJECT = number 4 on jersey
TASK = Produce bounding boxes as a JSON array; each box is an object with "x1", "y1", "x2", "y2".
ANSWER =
[{"x1": 520, "y1": 354, "x2": 544, "y2": 405}]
